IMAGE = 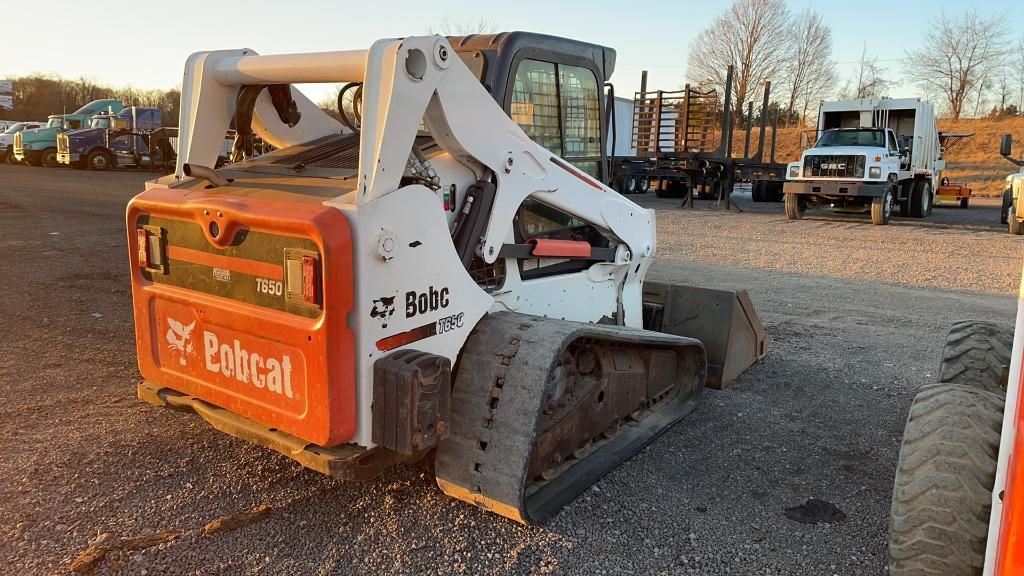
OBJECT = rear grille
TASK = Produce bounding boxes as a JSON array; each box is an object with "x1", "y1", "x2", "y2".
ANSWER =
[{"x1": 803, "y1": 154, "x2": 865, "y2": 178}]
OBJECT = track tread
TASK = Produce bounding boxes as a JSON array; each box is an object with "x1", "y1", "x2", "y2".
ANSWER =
[{"x1": 435, "y1": 312, "x2": 705, "y2": 524}]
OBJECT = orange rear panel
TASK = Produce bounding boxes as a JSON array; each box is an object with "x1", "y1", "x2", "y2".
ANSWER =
[{"x1": 127, "y1": 187, "x2": 355, "y2": 447}]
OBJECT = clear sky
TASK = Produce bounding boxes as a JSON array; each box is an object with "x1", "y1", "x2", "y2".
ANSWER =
[{"x1": 2, "y1": 0, "x2": 1021, "y2": 105}]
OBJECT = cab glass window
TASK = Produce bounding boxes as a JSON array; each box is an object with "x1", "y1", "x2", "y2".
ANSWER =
[
  {"x1": 510, "y1": 59, "x2": 602, "y2": 179},
  {"x1": 558, "y1": 64, "x2": 601, "y2": 177},
  {"x1": 63, "y1": 119, "x2": 82, "y2": 130},
  {"x1": 511, "y1": 60, "x2": 561, "y2": 155}
]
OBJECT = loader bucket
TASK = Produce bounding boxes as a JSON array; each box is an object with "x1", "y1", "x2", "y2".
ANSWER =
[{"x1": 643, "y1": 282, "x2": 767, "y2": 388}]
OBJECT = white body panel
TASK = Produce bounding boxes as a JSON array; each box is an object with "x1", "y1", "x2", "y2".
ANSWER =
[
  {"x1": 984, "y1": 264, "x2": 1024, "y2": 574},
  {"x1": 171, "y1": 36, "x2": 656, "y2": 449},
  {"x1": 608, "y1": 96, "x2": 636, "y2": 157}
]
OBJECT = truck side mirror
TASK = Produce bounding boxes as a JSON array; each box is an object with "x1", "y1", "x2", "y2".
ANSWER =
[{"x1": 1001, "y1": 133, "x2": 1013, "y2": 157}]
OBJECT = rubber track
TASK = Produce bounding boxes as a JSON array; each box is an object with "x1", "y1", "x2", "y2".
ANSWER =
[
  {"x1": 937, "y1": 320, "x2": 1013, "y2": 394},
  {"x1": 434, "y1": 311, "x2": 705, "y2": 524},
  {"x1": 888, "y1": 383, "x2": 1004, "y2": 575}
]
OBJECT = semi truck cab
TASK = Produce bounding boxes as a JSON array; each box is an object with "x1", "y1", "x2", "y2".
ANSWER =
[
  {"x1": 57, "y1": 106, "x2": 168, "y2": 170},
  {"x1": 787, "y1": 127, "x2": 906, "y2": 192},
  {"x1": 13, "y1": 98, "x2": 124, "y2": 167}
]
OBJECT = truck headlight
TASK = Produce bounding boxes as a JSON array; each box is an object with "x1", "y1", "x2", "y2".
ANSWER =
[
  {"x1": 788, "y1": 165, "x2": 800, "y2": 178},
  {"x1": 868, "y1": 166, "x2": 881, "y2": 179}
]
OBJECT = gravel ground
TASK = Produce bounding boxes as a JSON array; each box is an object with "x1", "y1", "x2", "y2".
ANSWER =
[{"x1": 0, "y1": 165, "x2": 1020, "y2": 576}]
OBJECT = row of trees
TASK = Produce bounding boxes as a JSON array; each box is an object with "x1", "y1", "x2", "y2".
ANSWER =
[
  {"x1": 0, "y1": 75, "x2": 180, "y2": 124},
  {"x1": 686, "y1": 0, "x2": 1024, "y2": 124}
]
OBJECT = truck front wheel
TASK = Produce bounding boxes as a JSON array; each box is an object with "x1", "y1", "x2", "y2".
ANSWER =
[
  {"x1": 86, "y1": 150, "x2": 112, "y2": 171},
  {"x1": 871, "y1": 187, "x2": 892, "y2": 225},
  {"x1": 784, "y1": 192, "x2": 803, "y2": 220},
  {"x1": 1002, "y1": 188, "x2": 1012, "y2": 225},
  {"x1": 40, "y1": 148, "x2": 59, "y2": 168}
]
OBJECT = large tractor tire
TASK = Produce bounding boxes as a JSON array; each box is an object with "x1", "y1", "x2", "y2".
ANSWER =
[
  {"x1": 872, "y1": 186, "x2": 893, "y2": 225},
  {"x1": 888, "y1": 383, "x2": 1003, "y2": 576},
  {"x1": 937, "y1": 320, "x2": 1013, "y2": 394},
  {"x1": 784, "y1": 192, "x2": 803, "y2": 220}
]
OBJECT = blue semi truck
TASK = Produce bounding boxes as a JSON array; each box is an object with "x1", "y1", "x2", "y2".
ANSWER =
[
  {"x1": 12, "y1": 99, "x2": 124, "y2": 167},
  {"x1": 56, "y1": 106, "x2": 175, "y2": 170}
]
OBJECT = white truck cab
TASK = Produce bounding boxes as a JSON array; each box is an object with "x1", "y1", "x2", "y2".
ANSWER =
[
  {"x1": 784, "y1": 98, "x2": 944, "y2": 225},
  {"x1": 1, "y1": 121, "x2": 45, "y2": 164}
]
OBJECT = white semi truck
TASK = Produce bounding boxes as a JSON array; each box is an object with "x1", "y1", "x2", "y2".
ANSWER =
[{"x1": 784, "y1": 98, "x2": 944, "y2": 225}]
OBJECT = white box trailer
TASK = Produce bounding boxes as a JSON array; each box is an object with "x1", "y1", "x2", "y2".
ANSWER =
[
  {"x1": 784, "y1": 97, "x2": 944, "y2": 225},
  {"x1": 607, "y1": 95, "x2": 636, "y2": 158}
]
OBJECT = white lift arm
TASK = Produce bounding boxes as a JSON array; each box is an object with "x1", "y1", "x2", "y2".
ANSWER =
[{"x1": 176, "y1": 36, "x2": 654, "y2": 291}]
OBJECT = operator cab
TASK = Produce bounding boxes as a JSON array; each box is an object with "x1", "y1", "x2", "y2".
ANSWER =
[{"x1": 450, "y1": 31, "x2": 615, "y2": 181}]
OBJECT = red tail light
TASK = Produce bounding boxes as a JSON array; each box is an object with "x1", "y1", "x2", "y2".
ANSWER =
[
  {"x1": 136, "y1": 228, "x2": 149, "y2": 268},
  {"x1": 301, "y1": 255, "x2": 318, "y2": 305}
]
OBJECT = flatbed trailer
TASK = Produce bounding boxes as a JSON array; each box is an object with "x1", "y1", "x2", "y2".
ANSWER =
[{"x1": 610, "y1": 67, "x2": 788, "y2": 207}]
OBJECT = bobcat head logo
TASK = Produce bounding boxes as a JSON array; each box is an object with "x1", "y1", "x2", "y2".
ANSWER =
[
  {"x1": 370, "y1": 296, "x2": 396, "y2": 328},
  {"x1": 166, "y1": 317, "x2": 197, "y2": 366}
]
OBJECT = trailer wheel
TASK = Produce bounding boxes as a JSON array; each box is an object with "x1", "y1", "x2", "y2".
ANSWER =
[
  {"x1": 871, "y1": 187, "x2": 893, "y2": 225},
  {"x1": 637, "y1": 178, "x2": 651, "y2": 193},
  {"x1": 620, "y1": 177, "x2": 637, "y2": 194},
  {"x1": 887, "y1": 383, "x2": 1003, "y2": 576},
  {"x1": 87, "y1": 150, "x2": 112, "y2": 171},
  {"x1": 751, "y1": 181, "x2": 764, "y2": 202},
  {"x1": 960, "y1": 197, "x2": 969, "y2": 209},
  {"x1": 784, "y1": 192, "x2": 803, "y2": 220},
  {"x1": 40, "y1": 148, "x2": 59, "y2": 168},
  {"x1": 937, "y1": 320, "x2": 1013, "y2": 394},
  {"x1": 898, "y1": 182, "x2": 912, "y2": 217}
]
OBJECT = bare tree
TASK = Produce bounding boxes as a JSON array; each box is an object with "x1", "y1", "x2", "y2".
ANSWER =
[
  {"x1": 838, "y1": 45, "x2": 889, "y2": 99},
  {"x1": 1016, "y1": 37, "x2": 1024, "y2": 111},
  {"x1": 427, "y1": 15, "x2": 498, "y2": 36},
  {"x1": 686, "y1": 0, "x2": 792, "y2": 122},
  {"x1": 904, "y1": 9, "x2": 1008, "y2": 120},
  {"x1": 782, "y1": 9, "x2": 835, "y2": 125}
]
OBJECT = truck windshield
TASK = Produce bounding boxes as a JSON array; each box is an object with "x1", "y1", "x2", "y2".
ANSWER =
[
  {"x1": 90, "y1": 118, "x2": 110, "y2": 129},
  {"x1": 815, "y1": 129, "x2": 885, "y2": 148},
  {"x1": 47, "y1": 118, "x2": 63, "y2": 128}
]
